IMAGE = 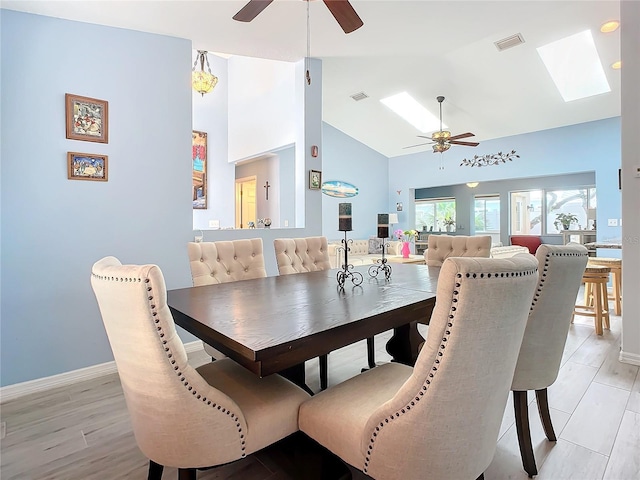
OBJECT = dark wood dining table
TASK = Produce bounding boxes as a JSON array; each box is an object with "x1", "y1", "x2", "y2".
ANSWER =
[{"x1": 167, "y1": 264, "x2": 439, "y2": 388}]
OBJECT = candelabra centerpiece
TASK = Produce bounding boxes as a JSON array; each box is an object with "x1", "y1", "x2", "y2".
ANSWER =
[
  {"x1": 368, "y1": 213, "x2": 392, "y2": 280},
  {"x1": 336, "y1": 203, "x2": 363, "y2": 289}
]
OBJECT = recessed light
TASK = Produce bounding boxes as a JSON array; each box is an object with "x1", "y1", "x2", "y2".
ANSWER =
[
  {"x1": 600, "y1": 21, "x2": 620, "y2": 33},
  {"x1": 611, "y1": 60, "x2": 622, "y2": 70}
]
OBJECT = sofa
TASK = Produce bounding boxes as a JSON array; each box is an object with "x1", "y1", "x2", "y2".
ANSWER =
[
  {"x1": 327, "y1": 239, "x2": 403, "y2": 268},
  {"x1": 489, "y1": 244, "x2": 531, "y2": 258},
  {"x1": 328, "y1": 238, "x2": 530, "y2": 268}
]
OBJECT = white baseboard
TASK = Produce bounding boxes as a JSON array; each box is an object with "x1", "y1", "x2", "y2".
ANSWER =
[
  {"x1": 619, "y1": 349, "x2": 640, "y2": 366},
  {"x1": 0, "y1": 341, "x2": 205, "y2": 404}
]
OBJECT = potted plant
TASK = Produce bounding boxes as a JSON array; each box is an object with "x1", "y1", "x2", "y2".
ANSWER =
[
  {"x1": 554, "y1": 213, "x2": 578, "y2": 230},
  {"x1": 443, "y1": 216, "x2": 455, "y2": 232}
]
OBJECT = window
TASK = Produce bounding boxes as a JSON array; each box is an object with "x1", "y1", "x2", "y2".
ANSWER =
[
  {"x1": 510, "y1": 187, "x2": 596, "y2": 235},
  {"x1": 546, "y1": 188, "x2": 596, "y2": 232},
  {"x1": 474, "y1": 195, "x2": 500, "y2": 242},
  {"x1": 416, "y1": 198, "x2": 456, "y2": 232}
]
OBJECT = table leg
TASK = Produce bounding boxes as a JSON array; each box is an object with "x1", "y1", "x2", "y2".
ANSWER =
[
  {"x1": 279, "y1": 363, "x2": 314, "y2": 396},
  {"x1": 385, "y1": 321, "x2": 425, "y2": 366}
]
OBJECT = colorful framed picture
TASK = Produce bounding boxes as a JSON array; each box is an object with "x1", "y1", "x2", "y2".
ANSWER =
[
  {"x1": 193, "y1": 130, "x2": 207, "y2": 209},
  {"x1": 65, "y1": 94, "x2": 109, "y2": 143},
  {"x1": 309, "y1": 169, "x2": 322, "y2": 190},
  {"x1": 67, "y1": 152, "x2": 108, "y2": 181}
]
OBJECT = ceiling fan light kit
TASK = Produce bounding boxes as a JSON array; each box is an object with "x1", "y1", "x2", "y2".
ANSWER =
[
  {"x1": 404, "y1": 96, "x2": 479, "y2": 154},
  {"x1": 460, "y1": 150, "x2": 520, "y2": 167}
]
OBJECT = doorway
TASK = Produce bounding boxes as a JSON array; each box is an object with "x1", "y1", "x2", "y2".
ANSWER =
[{"x1": 235, "y1": 176, "x2": 257, "y2": 229}]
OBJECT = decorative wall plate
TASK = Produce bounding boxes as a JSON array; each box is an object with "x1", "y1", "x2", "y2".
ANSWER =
[{"x1": 321, "y1": 180, "x2": 359, "y2": 198}]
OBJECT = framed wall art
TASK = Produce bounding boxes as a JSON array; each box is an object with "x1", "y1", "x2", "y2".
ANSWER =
[
  {"x1": 65, "y1": 94, "x2": 109, "y2": 143},
  {"x1": 67, "y1": 152, "x2": 108, "y2": 181},
  {"x1": 309, "y1": 169, "x2": 322, "y2": 190},
  {"x1": 193, "y1": 130, "x2": 208, "y2": 209}
]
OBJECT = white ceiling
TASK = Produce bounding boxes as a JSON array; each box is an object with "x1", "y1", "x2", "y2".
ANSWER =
[{"x1": 4, "y1": 0, "x2": 621, "y2": 158}]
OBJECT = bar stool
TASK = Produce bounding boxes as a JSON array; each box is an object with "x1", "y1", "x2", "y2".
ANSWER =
[
  {"x1": 588, "y1": 257, "x2": 622, "y2": 315},
  {"x1": 573, "y1": 265, "x2": 611, "y2": 335}
]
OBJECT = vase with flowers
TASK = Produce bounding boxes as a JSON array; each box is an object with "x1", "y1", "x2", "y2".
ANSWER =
[
  {"x1": 443, "y1": 216, "x2": 455, "y2": 233},
  {"x1": 395, "y1": 228, "x2": 418, "y2": 258}
]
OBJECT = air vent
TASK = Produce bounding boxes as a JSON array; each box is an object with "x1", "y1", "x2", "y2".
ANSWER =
[
  {"x1": 494, "y1": 33, "x2": 525, "y2": 51},
  {"x1": 350, "y1": 91, "x2": 369, "y2": 101}
]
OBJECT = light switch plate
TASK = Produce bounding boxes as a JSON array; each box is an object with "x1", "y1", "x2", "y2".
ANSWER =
[
  {"x1": 607, "y1": 218, "x2": 618, "y2": 227},
  {"x1": 209, "y1": 219, "x2": 220, "y2": 229}
]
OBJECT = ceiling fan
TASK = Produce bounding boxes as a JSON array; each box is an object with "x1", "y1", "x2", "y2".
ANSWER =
[
  {"x1": 404, "y1": 96, "x2": 479, "y2": 153},
  {"x1": 233, "y1": 0, "x2": 364, "y2": 34}
]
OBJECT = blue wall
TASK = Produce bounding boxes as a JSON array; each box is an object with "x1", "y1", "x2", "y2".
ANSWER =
[
  {"x1": 322, "y1": 123, "x2": 390, "y2": 241},
  {"x1": 389, "y1": 117, "x2": 622, "y2": 246},
  {"x1": 0, "y1": 10, "x2": 194, "y2": 386}
]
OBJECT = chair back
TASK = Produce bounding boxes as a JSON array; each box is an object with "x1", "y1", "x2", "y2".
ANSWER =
[
  {"x1": 362, "y1": 256, "x2": 538, "y2": 479},
  {"x1": 510, "y1": 235, "x2": 543, "y2": 254},
  {"x1": 91, "y1": 257, "x2": 248, "y2": 468},
  {"x1": 274, "y1": 236, "x2": 331, "y2": 274},
  {"x1": 512, "y1": 244, "x2": 588, "y2": 391},
  {"x1": 187, "y1": 239, "x2": 266, "y2": 286},
  {"x1": 425, "y1": 234, "x2": 491, "y2": 266}
]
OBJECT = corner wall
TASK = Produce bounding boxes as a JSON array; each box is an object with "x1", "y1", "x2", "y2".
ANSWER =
[{"x1": 0, "y1": 10, "x2": 194, "y2": 386}]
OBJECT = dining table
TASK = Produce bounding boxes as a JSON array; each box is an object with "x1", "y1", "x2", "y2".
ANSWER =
[{"x1": 167, "y1": 264, "x2": 439, "y2": 390}]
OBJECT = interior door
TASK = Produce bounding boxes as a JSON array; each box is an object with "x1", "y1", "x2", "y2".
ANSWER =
[{"x1": 235, "y1": 176, "x2": 257, "y2": 229}]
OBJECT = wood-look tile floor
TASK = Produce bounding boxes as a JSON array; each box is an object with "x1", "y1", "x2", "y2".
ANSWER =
[{"x1": 1, "y1": 306, "x2": 639, "y2": 480}]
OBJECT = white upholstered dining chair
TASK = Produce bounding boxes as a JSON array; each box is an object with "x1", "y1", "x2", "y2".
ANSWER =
[
  {"x1": 91, "y1": 256, "x2": 310, "y2": 480},
  {"x1": 187, "y1": 239, "x2": 267, "y2": 358},
  {"x1": 511, "y1": 244, "x2": 588, "y2": 477},
  {"x1": 299, "y1": 255, "x2": 539, "y2": 480},
  {"x1": 424, "y1": 234, "x2": 492, "y2": 266}
]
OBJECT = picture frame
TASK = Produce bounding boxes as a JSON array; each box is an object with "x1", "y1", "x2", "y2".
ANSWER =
[
  {"x1": 193, "y1": 130, "x2": 208, "y2": 209},
  {"x1": 67, "y1": 152, "x2": 108, "y2": 181},
  {"x1": 65, "y1": 94, "x2": 109, "y2": 143},
  {"x1": 309, "y1": 169, "x2": 322, "y2": 190},
  {"x1": 396, "y1": 202, "x2": 403, "y2": 212}
]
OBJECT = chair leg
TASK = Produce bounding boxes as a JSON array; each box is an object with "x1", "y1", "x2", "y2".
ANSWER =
[
  {"x1": 319, "y1": 354, "x2": 328, "y2": 391},
  {"x1": 513, "y1": 390, "x2": 538, "y2": 478},
  {"x1": 366, "y1": 336, "x2": 376, "y2": 369},
  {"x1": 535, "y1": 388, "x2": 557, "y2": 442},
  {"x1": 178, "y1": 468, "x2": 196, "y2": 480},
  {"x1": 148, "y1": 460, "x2": 164, "y2": 480}
]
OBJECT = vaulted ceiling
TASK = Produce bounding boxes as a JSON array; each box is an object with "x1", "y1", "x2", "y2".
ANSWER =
[{"x1": 4, "y1": 0, "x2": 621, "y2": 157}]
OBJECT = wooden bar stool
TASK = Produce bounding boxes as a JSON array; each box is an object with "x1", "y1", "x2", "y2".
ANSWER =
[
  {"x1": 588, "y1": 257, "x2": 622, "y2": 315},
  {"x1": 573, "y1": 265, "x2": 611, "y2": 335}
]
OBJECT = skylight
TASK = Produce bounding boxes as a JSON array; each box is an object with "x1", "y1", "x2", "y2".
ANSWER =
[
  {"x1": 536, "y1": 30, "x2": 610, "y2": 102},
  {"x1": 380, "y1": 92, "x2": 445, "y2": 132}
]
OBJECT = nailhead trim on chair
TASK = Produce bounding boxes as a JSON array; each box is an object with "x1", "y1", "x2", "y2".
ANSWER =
[
  {"x1": 530, "y1": 251, "x2": 588, "y2": 313},
  {"x1": 91, "y1": 271, "x2": 247, "y2": 458},
  {"x1": 362, "y1": 266, "x2": 538, "y2": 474}
]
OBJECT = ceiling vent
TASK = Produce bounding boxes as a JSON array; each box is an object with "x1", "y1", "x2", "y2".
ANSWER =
[
  {"x1": 350, "y1": 91, "x2": 369, "y2": 101},
  {"x1": 494, "y1": 33, "x2": 525, "y2": 51}
]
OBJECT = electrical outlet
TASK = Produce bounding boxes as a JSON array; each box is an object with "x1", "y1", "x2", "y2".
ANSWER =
[
  {"x1": 284, "y1": 220, "x2": 289, "y2": 227},
  {"x1": 607, "y1": 218, "x2": 618, "y2": 227}
]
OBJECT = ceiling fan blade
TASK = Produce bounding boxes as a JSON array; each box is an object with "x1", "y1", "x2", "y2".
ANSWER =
[
  {"x1": 403, "y1": 142, "x2": 433, "y2": 149},
  {"x1": 449, "y1": 140, "x2": 480, "y2": 147},
  {"x1": 448, "y1": 132, "x2": 475, "y2": 141},
  {"x1": 417, "y1": 135, "x2": 433, "y2": 139},
  {"x1": 323, "y1": 0, "x2": 364, "y2": 33},
  {"x1": 233, "y1": 0, "x2": 274, "y2": 22}
]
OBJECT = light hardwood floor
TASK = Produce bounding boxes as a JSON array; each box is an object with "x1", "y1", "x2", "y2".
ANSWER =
[{"x1": 1, "y1": 307, "x2": 639, "y2": 480}]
